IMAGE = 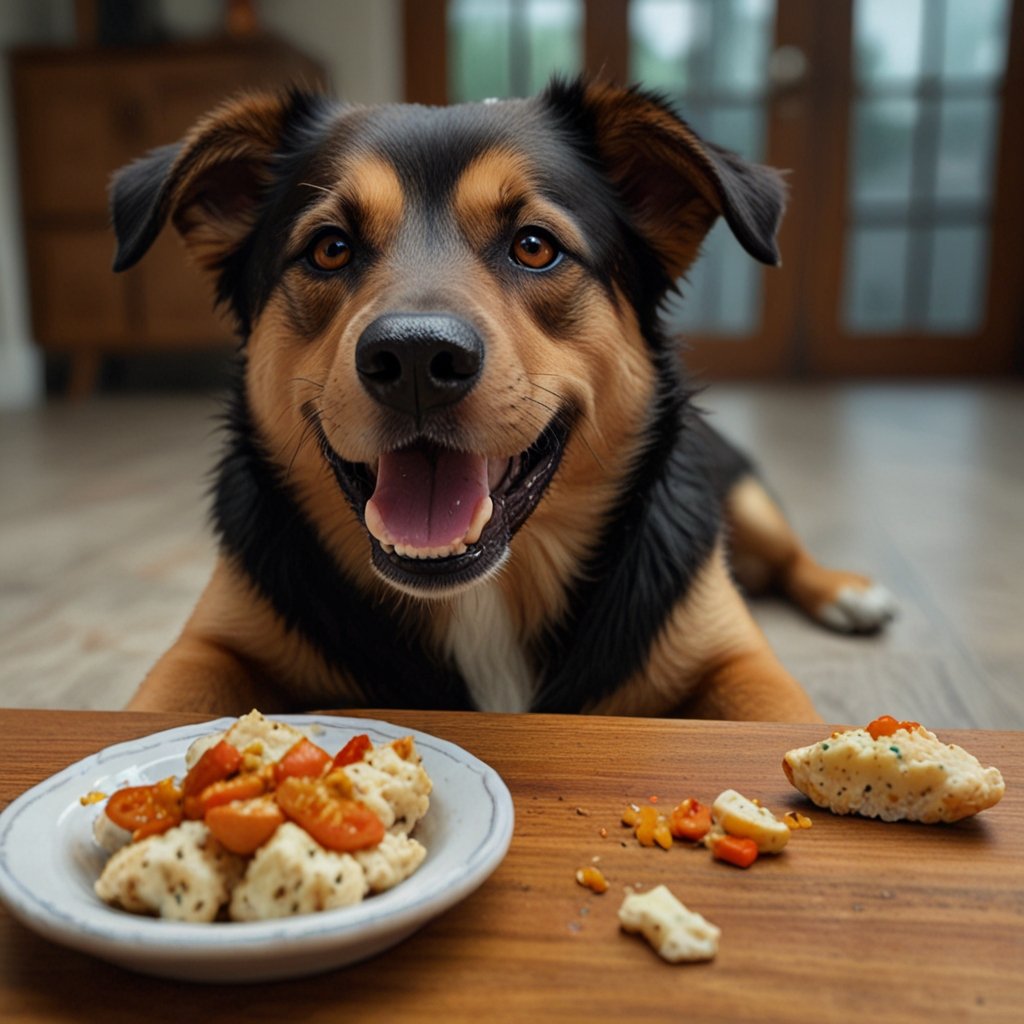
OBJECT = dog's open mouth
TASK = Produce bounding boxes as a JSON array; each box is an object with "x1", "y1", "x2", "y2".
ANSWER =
[{"x1": 319, "y1": 419, "x2": 570, "y2": 595}]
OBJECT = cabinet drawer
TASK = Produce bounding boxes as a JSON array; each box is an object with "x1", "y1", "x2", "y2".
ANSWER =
[
  {"x1": 13, "y1": 63, "x2": 142, "y2": 218},
  {"x1": 28, "y1": 228, "x2": 132, "y2": 347}
]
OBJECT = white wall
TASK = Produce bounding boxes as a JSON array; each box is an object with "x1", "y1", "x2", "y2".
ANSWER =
[{"x1": 0, "y1": 0, "x2": 402, "y2": 408}]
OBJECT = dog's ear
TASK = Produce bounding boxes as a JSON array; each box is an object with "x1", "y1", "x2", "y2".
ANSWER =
[
  {"x1": 110, "y1": 92, "x2": 302, "y2": 273},
  {"x1": 547, "y1": 79, "x2": 786, "y2": 278}
]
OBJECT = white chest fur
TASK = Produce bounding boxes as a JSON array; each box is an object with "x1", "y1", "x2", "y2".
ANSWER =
[{"x1": 445, "y1": 583, "x2": 535, "y2": 712}]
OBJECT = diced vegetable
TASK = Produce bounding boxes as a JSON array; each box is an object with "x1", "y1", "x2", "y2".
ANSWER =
[
  {"x1": 711, "y1": 834, "x2": 759, "y2": 868},
  {"x1": 669, "y1": 798, "x2": 712, "y2": 842}
]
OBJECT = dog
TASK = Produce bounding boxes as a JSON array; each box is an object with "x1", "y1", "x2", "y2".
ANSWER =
[{"x1": 110, "y1": 78, "x2": 896, "y2": 721}]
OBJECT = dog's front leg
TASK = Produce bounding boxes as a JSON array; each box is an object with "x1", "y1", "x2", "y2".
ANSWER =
[
  {"x1": 683, "y1": 647, "x2": 822, "y2": 723},
  {"x1": 126, "y1": 633, "x2": 283, "y2": 715},
  {"x1": 125, "y1": 557, "x2": 292, "y2": 715}
]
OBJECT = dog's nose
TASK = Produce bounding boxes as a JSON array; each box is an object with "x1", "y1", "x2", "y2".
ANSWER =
[{"x1": 355, "y1": 313, "x2": 484, "y2": 418}]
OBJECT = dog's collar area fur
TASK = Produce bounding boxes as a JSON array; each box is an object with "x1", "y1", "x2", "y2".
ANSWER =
[{"x1": 310, "y1": 410, "x2": 573, "y2": 598}]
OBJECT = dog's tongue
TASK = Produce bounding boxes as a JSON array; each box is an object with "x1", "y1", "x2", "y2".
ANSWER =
[{"x1": 364, "y1": 447, "x2": 493, "y2": 553}]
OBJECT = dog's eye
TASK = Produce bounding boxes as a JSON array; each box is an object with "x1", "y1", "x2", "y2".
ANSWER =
[
  {"x1": 510, "y1": 228, "x2": 561, "y2": 271},
  {"x1": 307, "y1": 231, "x2": 352, "y2": 272}
]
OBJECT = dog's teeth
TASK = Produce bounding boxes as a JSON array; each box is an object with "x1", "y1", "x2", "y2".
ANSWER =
[
  {"x1": 364, "y1": 499, "x2": 393, "y2": 548},
  {"x1": 463, "y1": 495, "x2": 493, "y2": 546}
]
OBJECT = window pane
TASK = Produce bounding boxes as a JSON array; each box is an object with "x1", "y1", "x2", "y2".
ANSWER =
[
  {"x1": 709, "y1": 0, "x2": 774, "y2": 94},
  {"x1": 851, "y1": 98, "x2": 918, "y2": 208},
  {"x1": 449, "y1": 0, "x2": 512, "y2": 101},
  {"x1": 708, "y1": 102, "x2": 766, "y2": 161},
  {"x1": 845, "y1": 227, "x2": 909, "y2": 332},
  {"x1": 663, "y1": 221, "x2": 761, "y2": 336},
  {"x1": 935, "y1": 98, "x2": 998, "y2": 204},
  {"x1": 448, "y1": 0, "x2": 582, "y2": 101},
  {"x1": 709, "y1": 222, "x2": 762, "y2": 332},
  {"x1": 854, "y1": 0, "x2": 924, "y2": 85},
  {"x1": 926, "y1": 225, "x2": 988, "y2": 332},
  {"x1": 526, "y1": 0, "x2": 583, "y2": 94},
  {"x1": 942, "y1": 0, "x2": 1010, "y2": 81},
  {"x1": 630, "y1": 0, "x2": 704, "y2": 97}
]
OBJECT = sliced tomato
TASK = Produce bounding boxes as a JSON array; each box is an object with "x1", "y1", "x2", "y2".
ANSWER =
[
  {"x1": 332, "y1": 733, "x2": 372, "y2": 769},
  {"x1": 106, "y1": 776, "x2": 183, "y2": 842},
  {"x1": 182, "y1": 739, "x2": 242, "y2": 797},
  {"x1": 273, "y1": 738, "x2": 332, "y2": 784},
  {"x1": 669, "y1": 798, "x2": 712, "y2": 842},
  {"x1": 866, "y1": 715, "x2": 921, "y2": 740},
  {"x1": 711, "y1": 834, "x2": 759, "y2": 869},
  {"x1": 275, "y1": 776, "x2": 385, "y2": 852},
  {"x1": 205, "y1": 797, "x2": 285, "y2": 855},
  {"x1": 183, "y1": 772, "x2": 267, "y2": 820}
]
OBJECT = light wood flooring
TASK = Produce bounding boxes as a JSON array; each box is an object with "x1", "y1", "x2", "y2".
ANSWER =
[{"x1": 1, "y1": 383, "x2": 1021, "y2": 728}]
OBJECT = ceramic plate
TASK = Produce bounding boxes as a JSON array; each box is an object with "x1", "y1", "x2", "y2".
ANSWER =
[{"x1": 0, "y1": 715, "x2": 513, "y2": 982}]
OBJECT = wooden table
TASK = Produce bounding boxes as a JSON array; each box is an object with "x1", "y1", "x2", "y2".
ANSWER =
[{"x1": 0, "y1": 709, "x2": 1020, "y2": 1023}]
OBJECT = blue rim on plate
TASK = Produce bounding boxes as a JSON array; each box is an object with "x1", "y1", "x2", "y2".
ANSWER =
[{"x1": 0, "y1": 715, "x2": 514, "y2": 982}]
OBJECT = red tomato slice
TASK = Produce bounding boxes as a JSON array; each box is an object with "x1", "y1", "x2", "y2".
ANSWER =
[
  {"x1": 273, "y1": 738, "x2": 332, "y2": 784},
  {"x1": 866, "y1": 715, "x2": 920, "y2": 740},
  {"x1": 183, "y1": 772, "x2": 267, "y2": 820},
  {"x1": 205, "y1": 797, "x2": 285, "y2": 855},
  {"x1": 106, "y1": 776, "x2": 183, "y2": 842},
  {"x1": 182, "y1": 739, "x2": 242, "y2": 797},
  {"x1": 275, "y1": 776, "x2": 385, "y2": 852},
  {"x1": 332, "y1": 733, "x2": 372, "y2": 769}
]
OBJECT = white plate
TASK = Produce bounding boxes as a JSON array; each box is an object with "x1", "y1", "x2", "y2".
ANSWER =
[{"x1": 0, "y1": 715, "x2": 514, "y2": 982}]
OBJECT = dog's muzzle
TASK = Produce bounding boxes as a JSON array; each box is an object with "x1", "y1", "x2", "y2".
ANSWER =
[{"x1": 316, "y1": 312, "x2": 571, "y2": 597}]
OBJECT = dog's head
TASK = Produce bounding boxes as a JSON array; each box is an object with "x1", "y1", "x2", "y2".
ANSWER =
[{"x1": 111, "y1": 79, "x2": 783, "y2": 602}]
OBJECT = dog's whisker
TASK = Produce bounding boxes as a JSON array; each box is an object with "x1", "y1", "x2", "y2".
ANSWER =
[
  {"x1": 298, "y1": 181, "x2": 339, "y2": 199},
  {"x1": 288, "y1": 376, "x2": 326, "y2": 393},
  {"x1": 521, "y1": 392, "x2": 607, "y2": 474}
]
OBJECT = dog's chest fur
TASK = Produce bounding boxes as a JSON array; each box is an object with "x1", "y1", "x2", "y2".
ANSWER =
[{"x1": 444, "y1": 584, "x2": 535, "y2": 713}]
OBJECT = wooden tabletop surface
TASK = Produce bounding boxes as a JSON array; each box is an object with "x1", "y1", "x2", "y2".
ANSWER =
[{"x1": 0, "y1": 708, "x2": 1020, "y2": 1023}]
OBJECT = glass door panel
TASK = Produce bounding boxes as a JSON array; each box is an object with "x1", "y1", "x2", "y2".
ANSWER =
[
  {"x1": 841, "y1": 0, "x2": 1011, "y2": 338},
  {"x1": 629, "y1": 0, "x2": 776, "y2": 339},
  {"x1": 448, "y1": 0, "x2": 584, "y2": 101}
]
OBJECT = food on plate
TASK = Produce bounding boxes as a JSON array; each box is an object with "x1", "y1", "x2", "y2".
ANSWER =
[
  {"x1": 92, "y1": 710, "x2": 431, "y2": 921},
  {"x1": 94, "y1": 820, "x2": 245, "y2": 922},
  {"x1": 618, "y1": 885, "x2": 719, "y2": 963},
  {"x1": 782, "y1": 716, "x2": 1006, "y2": 823}
]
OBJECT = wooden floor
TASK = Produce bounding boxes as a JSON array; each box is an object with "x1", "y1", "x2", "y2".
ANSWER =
[{"x1": 1, "y1": 383, "x2": 1021, "y2": 728}]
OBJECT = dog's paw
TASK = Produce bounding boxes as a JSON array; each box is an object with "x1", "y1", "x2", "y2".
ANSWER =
[{"x1": 816, "y1": 583, "x2": 898, "y2": 634}]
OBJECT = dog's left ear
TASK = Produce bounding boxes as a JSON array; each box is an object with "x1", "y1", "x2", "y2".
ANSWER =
[
  {"x1": 547, "y1": 79, "x2": 786, "y2": 279},
  {"x1": 110, "y1": 91, "x2": 306, "y2": 274}
]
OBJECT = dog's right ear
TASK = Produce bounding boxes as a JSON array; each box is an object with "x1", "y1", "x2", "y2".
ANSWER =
[{"x1": 110, "y1": 92, "x2": 303, "y2": 274}]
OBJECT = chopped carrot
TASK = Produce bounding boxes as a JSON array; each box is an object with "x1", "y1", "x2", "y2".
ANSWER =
[{"x1": 711, "y1": 834, "x2": 759, "y2": 869}]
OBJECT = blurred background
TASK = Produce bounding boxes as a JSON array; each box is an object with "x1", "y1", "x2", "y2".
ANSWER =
[
  {"x1": 1, "y1": 0, "x2": 1022, "y2": 723},
  {"x1": 0, "y1": 0, "x2": 1021, "y2": 399}
]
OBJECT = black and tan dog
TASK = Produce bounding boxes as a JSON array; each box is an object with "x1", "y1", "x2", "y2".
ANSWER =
[{"x1": 112, "y1": 79, "x2": 895, "y2": 721}]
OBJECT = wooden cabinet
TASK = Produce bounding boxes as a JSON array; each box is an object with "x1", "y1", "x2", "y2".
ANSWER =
[{"x1": 11, "y1": 39, "x2": 325, "y2": 395}]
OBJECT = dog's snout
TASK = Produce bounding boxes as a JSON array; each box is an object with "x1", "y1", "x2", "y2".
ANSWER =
[{"x1": 356, "y1": 313, "x2": 484, "y2": 418}]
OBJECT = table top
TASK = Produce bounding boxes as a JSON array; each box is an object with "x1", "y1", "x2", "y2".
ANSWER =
[{"x1": 0, "y1": 708, "x2": 1020, "y2": 1023}]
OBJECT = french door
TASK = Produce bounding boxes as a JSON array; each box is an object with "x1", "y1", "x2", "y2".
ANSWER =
[{"x1": 404, "y1": 0, "x2": 1024, "y2": 377}]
